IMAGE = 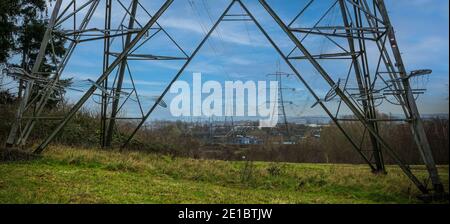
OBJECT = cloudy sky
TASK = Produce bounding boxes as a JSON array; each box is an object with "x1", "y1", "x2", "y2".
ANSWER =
[{"x1": 52, "y1": 0, "x2": 449, "y2": 121}]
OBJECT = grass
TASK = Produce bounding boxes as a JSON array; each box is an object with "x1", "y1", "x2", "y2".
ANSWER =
[{"x1": 0, "y1": 146, "x2": 448, "y2": 204}]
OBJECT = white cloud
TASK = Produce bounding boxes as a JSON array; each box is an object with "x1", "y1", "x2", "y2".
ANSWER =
[{"x1": 159, "y1": 17, "x2": 267, "y2": 47}]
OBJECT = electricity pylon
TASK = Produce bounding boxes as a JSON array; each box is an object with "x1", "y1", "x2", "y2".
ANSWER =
[
  {"x1": 5, "y1": 0, "x2": 183, "y2": 149},
  {"x1": 267, "y1": 71, "x2": 294, "y2": 138},
  {"x1": 5, "y1": 0, "x2": 445, "y2": 197}
]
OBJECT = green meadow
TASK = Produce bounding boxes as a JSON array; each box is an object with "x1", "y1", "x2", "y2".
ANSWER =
[{"x1": 0, "y1": 146, "x2": 448, "y2": 204}]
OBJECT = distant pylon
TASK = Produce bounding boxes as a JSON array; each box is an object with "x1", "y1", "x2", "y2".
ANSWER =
[{"x1": 267, "y1": 63, "x2": 294, "y2": 139}]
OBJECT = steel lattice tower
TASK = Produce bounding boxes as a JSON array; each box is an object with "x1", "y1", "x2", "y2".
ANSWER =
[
  {"x1": 3, "y1": 0, "x2": 446, "y2": 197},
  {"x1": 267, "y1": 71, "x2": 294, "y2": 139}
]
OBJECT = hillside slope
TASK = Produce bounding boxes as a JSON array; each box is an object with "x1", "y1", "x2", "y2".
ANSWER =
[{"x1": 0, "y1": 146, "x2": 448, "y2": 204}]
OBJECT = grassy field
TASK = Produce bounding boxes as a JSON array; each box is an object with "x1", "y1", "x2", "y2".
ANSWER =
[{"x1": 0, "y1": 146, "x2": 448, "y2": 204}]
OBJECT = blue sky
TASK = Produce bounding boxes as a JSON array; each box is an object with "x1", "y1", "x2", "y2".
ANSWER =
[{"x1": 54, "y1": 0, "x2": 449, "y2": 121}]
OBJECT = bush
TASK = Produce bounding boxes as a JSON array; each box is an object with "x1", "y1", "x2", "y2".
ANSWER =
[
  {"x1": 0, "y1": 148, "x2": 40, "y2": 162},
  {"x1": 267, "y1": 163, "x2": 284, "y2": 176}
]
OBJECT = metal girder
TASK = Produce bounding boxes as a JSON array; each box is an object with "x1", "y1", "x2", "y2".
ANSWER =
[
  {"x1": 338, "y1": 0, "x2": 384, "y2": 172},
  {"x1": 104, "y1": 0, "x2": 140, "y2": 148},
  {"x1": 34, "y1": 0, "x2": 175, "y2": 154},
  {"x1": 289, "y1": 28, "x2": 383, "y2": 41},
  {"x1": 258, "y1": 0, "x2": 442, "y2": 194},
  {"x1": 16, "y1": 0, "x2": 101, "y2": 147},
  {"x1": 288, "y1": 52, "x2": 362, "y2": 60},
  {"x1": 6, "y1": 0, "x2": 64, "y2": 147},
  {"x1": 100, "y1": 0, "x2": 113, "y2": 147},
  {"x1": 376, "y1": 0, "x2": 444, "y2": 194},
  {"x1": 7, "y1": 0, "x2": 186, "y2": 151}
]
